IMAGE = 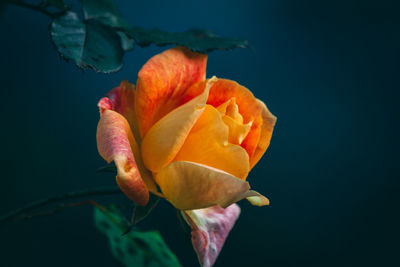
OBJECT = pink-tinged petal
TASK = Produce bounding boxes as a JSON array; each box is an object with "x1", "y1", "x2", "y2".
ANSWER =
[
  {"x1": 98, "y1": 82, "x2": 158, "y2": 194},
  {"x1": 98, "y1": 80, "x2": 141, "y2": 142},
  {"x1": 96, "y1": 109, "x2": 149, "y2": 206},
  {"x1": 154, "y1": 161, "x2": 259, "y2": 210},
  {"x1": 182, "y1": 204, "x2": 241, "y2": 267},
  {"x1": 141, "y1": 78, "x2": 217, "y2": 173},
  {"x1": 135, "y1": 47, "x2": 208, "y2": 137}
]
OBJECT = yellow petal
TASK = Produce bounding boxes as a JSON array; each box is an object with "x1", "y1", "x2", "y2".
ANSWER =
[
  {"x1": 141, "y1": 77, "x2": 218, "y2": 172},
  {"x1": 174, "y1": 104, "x2": 250, "y2": 180},
  {"x1": 221, "y1": 115, "x2": 252, "y2": 145},
  {"x1": 154, "y1": 161, "x2": 255, "y2": 210},
  {"x1": 246, "y1": 190, "x2": 270, "y2": 206},
  {"x1": 182, "y1": 79, "x2": 266, "y2": 162}
]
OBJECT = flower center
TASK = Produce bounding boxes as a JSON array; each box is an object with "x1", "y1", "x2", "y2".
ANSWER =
[{"x1": 217, "y1": 98, "x2": 252, "y2": 145}]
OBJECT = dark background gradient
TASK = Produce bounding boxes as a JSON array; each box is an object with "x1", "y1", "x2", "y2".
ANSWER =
[{"x1": 1, "y1": 0, "x2": 399, "y2": 266}]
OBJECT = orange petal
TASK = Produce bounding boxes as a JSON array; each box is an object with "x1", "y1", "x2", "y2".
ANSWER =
[
  {"x1": 217, "y1": 98, "x2": 244, "y2": 123},
  {"x1": 182, "y1": 204, "x2": 241, "y2": 267},
  {"x1": 96, "y1": 110, "x2": 149, "y2": 206},
  {"x1": 154, "y1": 161, "x2": 256, "y2": 210},
  {"x1": 249, "y1": 99, "x2": 277, "y2": 168},
  {"x1": 174, "y1": 104, "x2": 250, "y2": 180},
  {"x1": 135, "y1": 47, "x2": 207, "y2": 137},
  {"x1": 141, "y1": 78, "x2": 216, "y2": 173},
  {"x1": 181, "y1": 79, "x2": 265, "y2": 163},
  {"x1": 98, "y1": 83, "x2": 158, "y2": 193}
]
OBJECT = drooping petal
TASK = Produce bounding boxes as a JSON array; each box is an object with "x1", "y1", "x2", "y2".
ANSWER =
[
  {"x1": 154, "y1": 161, "x2": 258, "y2": 210},
  {"x1": 174, "y1": 104, "x2": 250, "y2": 180},
  {"x1": 135, "y1": 46, "x2": 208, "y2": 137},
  {"x1": 249, "y1": 99, "x2": 277, "y2": 168},
  {"x1": 141, "y1": 78, "x2": 217, "y2": 173},
  {"x1": 181, "y1": 79, "x2": 266, "y2": 164},
  {"x1": 97, "y1": 110, "x2": 149, "y2": 206},
  {"x1": 182, "y1": 204, "x2": 241, "y2": 267},
  {"x1": 98, "y1": 83, "x2": 158, "y2": 194}
]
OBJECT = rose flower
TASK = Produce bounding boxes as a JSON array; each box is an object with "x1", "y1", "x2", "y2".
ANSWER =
[{"x1": 96, "y1": 46, "x2": 276, "y2": 266}]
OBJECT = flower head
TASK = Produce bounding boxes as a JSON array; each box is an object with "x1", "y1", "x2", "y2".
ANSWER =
[{"x1": 96, "y1": 46, "x2": 276, "y2": 266}]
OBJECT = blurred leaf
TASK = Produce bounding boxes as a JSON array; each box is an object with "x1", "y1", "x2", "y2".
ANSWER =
[
  {"x1": 97, "y1": 164, "x2": 117, "y2": 173},
  {"x1": 124, "y1": 27, "x2": 249, "y2": 53},
  {"x1": 50, "y1": 12, "x2": 124, "y2": 73},
  {"x1": 43, "y1": 0, "x2": 68, "y2": 10},
  {"x1": 82, "y1": 0, "x2": 133, "y2": 50},
  {"x1": 95, "y1": 205, "x2": 180, "y2": 267}
]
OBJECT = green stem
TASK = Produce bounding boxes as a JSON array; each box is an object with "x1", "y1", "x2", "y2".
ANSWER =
[{"x1": 0, "y1": 186, "x2": 122, "y2": 226}]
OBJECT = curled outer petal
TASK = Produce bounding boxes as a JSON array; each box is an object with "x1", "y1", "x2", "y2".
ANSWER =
[
  {"x1": 98, "y1": 82, "x2": 158, "y2": 194},
  {"x1": 97, "y1": 110, "x2": 149, "y2": 206},
  {"x1": 141, "y1": 78, "x2": 216, "y2": 173},
  {"x1": 182, "y1": 204, "x2": 241, "y2": 267},
  {"x1": 154, "y1": 161, "x2": 261, "y2": 210},
  {"x1": 135, "y1": 46, "x2": 208, "y2": 137}
]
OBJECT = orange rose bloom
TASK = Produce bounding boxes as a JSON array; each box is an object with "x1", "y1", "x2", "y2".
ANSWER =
[{"x1": 97, "y1": 47, "x2": 276, "y2": 210}]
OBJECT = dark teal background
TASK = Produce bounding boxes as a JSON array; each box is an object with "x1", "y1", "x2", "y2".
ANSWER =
[{"x1": 1, "y1": 0, "x2": 399, "y2": 266}]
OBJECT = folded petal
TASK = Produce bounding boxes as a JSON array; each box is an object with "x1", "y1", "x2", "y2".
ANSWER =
[
  {"x1": 135, "y1": 46, "x2": 208, "y2": 137},
  {"x1": 174, "y1": 104, "x2": 250, "y2": 180},
  {"x1": 249, "y1": 99, "x2": 277, "y2": 168},
  {"x1": 221, "y1": 115, "x2": 252, "y2": 145},
  {"x1": 98, "y1": 82, "x2": 158, "y2": 194},
  {"x1": 182, "y1": 204, "x2": 241, "y2": 267},
  {"x1": 96, "y1": 110, "x2": 149, "y2": 205},
  {"x1": 141, "y1": 78, "x2": 216, "y2": 173},
  {"x1": 181, "y1": 79, "x2": 266, "y2": 164},
  {"x1": 154, "y1": 161, "x2": 256, "y2": 210}
]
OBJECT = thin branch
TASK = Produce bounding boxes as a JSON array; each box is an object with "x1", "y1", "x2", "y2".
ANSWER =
[
  {"x1": 0, "y1": 186, "x2": 122, "y2": 226},
  {"x1": 7, "y1": 0, "x2": 66, "y2": 18},
  {"x1": 20, "y1": 200, "x2": 106, "y2": 220}
]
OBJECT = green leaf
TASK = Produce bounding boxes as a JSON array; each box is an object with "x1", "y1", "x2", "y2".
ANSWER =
[
  {"x1": 124, "y1": 27, "x2": 249, "y2": 53},
  {"x1": 50, "y1": 12, "x2": 124, "y2": 73},
  {"x1": 82, "y1": 0, "x2": 133, "y2": 51},
  {"x1": 43, "y1": 0, "x2": 68, "y2": 11},
  {"x1": 95, "y1": 205, "x2": 180, "y2": 267}
]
